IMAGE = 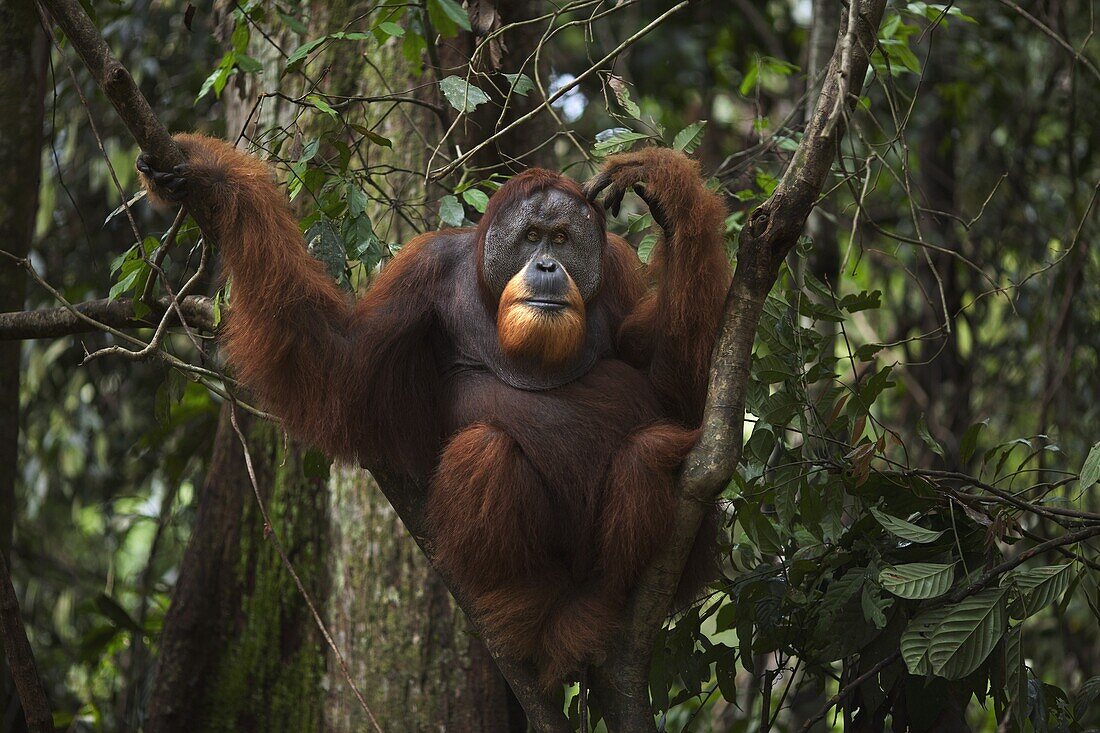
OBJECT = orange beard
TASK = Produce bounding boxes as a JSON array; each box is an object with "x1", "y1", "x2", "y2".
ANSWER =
[{"x1": 497, "y1": 270, "x2": 586, "y2": 367}]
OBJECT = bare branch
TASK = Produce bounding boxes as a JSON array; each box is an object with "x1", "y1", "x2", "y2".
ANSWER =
[{"x1": 0, "y1": 296, "x2": 215, "y2": 341}]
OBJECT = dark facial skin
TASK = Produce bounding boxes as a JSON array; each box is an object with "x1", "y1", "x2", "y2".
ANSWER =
[{"x1": 482, "y1": 188, "x2": 603, "y2": 302}]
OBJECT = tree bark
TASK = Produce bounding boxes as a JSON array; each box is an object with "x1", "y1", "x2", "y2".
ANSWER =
[
  {"x1": 0, "y1": 1, "x2": 48, "y2": 729},
  {"x1": 146, "y1": 407, "x2": 329, "y2": 733}
]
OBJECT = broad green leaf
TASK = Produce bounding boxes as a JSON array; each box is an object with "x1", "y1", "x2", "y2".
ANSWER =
[
  {"x1": 880, "y1": 562, "x2": 954, "y2": 599},
  {"x1": 870, "y1": 507, "x2": 945, "y2": 544},
  {"x1": 1005, "y1": 564, "x2": 1073, "y2": 618},
  {"x1": 636, "y1": 233, "x2": 658, "y2": 264},
  {"x1": 593, "y1": 130, "x2": 651, "y2": 157},
  {"x1": 1075, "y1": 676, "x2": 1100, "y2": 720},
  {"x1": 462, "y1": 188, "x2": 489, "y2": 213},
  {"x1": 377, "y1": 21, "x2": 405, "y2": 37},
  {"x1": 235, "y1": 54, "x2": 263, "y2": 73},
  {"x1": 439, "y1": 195, "x2": 465, "y2": 227},
  {"x1": 900, "y1": 604, "x2": 950, "y2": 675},
  {"x1": 1080, "y1": 442, "x2": 1100, "y2": 487},
  {"x1": 278, "y1": 11, "x2": 307, "y2": 35},
  {"x1": 439, "y1": 75, "x2": 490, "y2": 113},
  {"x1": 926, "y1": 588, "x2": 1008, "y2": 679},
  {"x1": 504, "y1": 73, "x2": 534, "y2": 97},
  {"x1": 673, "y1": 121, "x2": 707, "y2": 153}
]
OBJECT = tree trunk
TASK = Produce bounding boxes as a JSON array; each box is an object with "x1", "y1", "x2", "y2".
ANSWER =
[{"x1": 0, "y1": 1, "x2": 48, "y2": 729}]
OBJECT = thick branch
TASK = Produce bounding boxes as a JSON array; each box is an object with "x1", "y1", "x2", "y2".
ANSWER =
[
  {"x1": 0, "y1": 552, "x2": 52, "y2": 733},
  {"x1": 604, "y1": 0, "x2": 889, "y2": 726},
  {"x1": 38, "y1": 0, "x2": 182, "y2": 168},
  {"x1": 0, "y1": 296, "x2": 215, "y2": 340}
]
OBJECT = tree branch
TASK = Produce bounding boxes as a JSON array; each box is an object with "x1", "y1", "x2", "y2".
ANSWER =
[
  {"x1": 0, "y1": 296, "x2": 215, "y2": 340},
  {"x1": 603, "y1": 1, "x2": 889, "y2": 727},
  {"x1": 0, "y1": 552, "x2": 52, "y2": 733}
]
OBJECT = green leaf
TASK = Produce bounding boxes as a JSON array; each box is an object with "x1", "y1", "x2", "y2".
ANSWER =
[
  {"x1": 439, "y1": 75, "x2": 490, "y2": 113},
  {"x1": 901, "y1": 604, "x2": 950, "y2": 675},
  {"x1": 377, "y1": 21, "x2": 405, "y2": 37},
  {"x1": 307, "y1": 94, "x2": 338, "y2": 118},
  {"x1": 862, "y1": 584, "x2": 892, "y2": 629},
  {"x1": 927, "y1": 588, "x2": 1008, "y2": 679},
  {"x1": 504, "y1": 72, "x2": 534, "y2": 97},
  {"x1": 305, "y1": 219, "x2": 346, "y2": 281},
  {"x1": 1075, "y1": 676, "x2": 1100, "y2": 720},
  {"x1": 672, "y1": 121, "x2": 707, "y2": 154},
  {"x1": 1080, "y1": 442, "x2": 1100, "y2": 487},
  {"x1": 871, "y1": 507, "x2": 945, "y2": 544},
  {"x1": 427, "y1": 0, "x2": 471, "y2": 36},
  {"x1": 960, "y1": 420, "x2": 988, "y2": 463},
  {"x1": 235, "y1": 54, "x2": 263, "y2": 73},
  {"x1": 1006, "y1": 564, "x2": 1074, "y2": 618},
  {"x1": 880, "y1": 562, "x2": 954, "y2": 599},
  {"x1": 285, "y1": 37, "x2": 327, "y2": 70},
  {"x1": 637, "y1": 233, "x2": 658, "y2": 264},
  {"x1": 917, "y1": 414, "x2": 945, "y2": 458},
  {"x1": 278, "y1": 11, "x2": 308, "y2": 35},
  {"x1": 439, "y1": 195, "x2": 465, "y2": 227},
  {"x1": 462, "y1": 188, "x2": 490, "y2": 213},
  {"x1": 346, "y1": 183, "x2": 368, "y2": 218}
]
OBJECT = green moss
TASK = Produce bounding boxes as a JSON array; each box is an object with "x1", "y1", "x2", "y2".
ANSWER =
[{"x1": 199, "y1": 421, "x2": 329, "y2": 733}]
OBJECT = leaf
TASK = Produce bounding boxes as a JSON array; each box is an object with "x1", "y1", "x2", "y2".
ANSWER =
[
  {"x1": 439, "y1": 195, "x2": 465, "y2": 227},
  {"x1": 1080, "y1": 442, "x2": 1100, "y2": 487},
  {"x1": 235, "y1": 54, "x2": 263, "y2": 73},
  {"x1": 94, "y1": 594, "x2": 144, "y2": 634},
  {"x1": 1006, "y1": 564, "x2": 1073, "y2": 618},
  {"x1": 926, "y1": 588, "x2": 1009, "y2": 679},
  {"x1": 900, "y1": 604, "x2": 950, "y2": 675},
  {"x1": 673, "y1": 121, "x2": 707, "y2": 153},
  {"x1": 880, "y1": 562, "x2": 954, "y2": 599},
  {"x1": 636, "y1": 233, "x2": 658, "y2": 264},
  {"x1": 439, "y1": 75, "x2": 490, "y2": 113},
  {"x1": 462, "y1": 188, "x2": 489, "y2": 213},
  {"x1": 346, "y1": 184, "x2": 368, "y2": 218},
  {"x1": 593, "y1": 130, "x2": 651, "y2": 157},
  {"x1": 871, "y1": 507, "x2": 945, "y2": 544},
  {"x1": 285, "y1": 36, "x2": 327, "y2": 70},
  {"x1": 307, "y1": 94, "x2": 338, "y2": 118},
  {"x1": 427, "y1": 0, "x2": 471, "y2": 36},
  {"x1": 960, "y1": 420, "x2": 988, "y2": 463},
  {"x1": 278, "y1": 11, "x2": 308, "y2": 35},
  {"x1": 305, "y1": 219, "x2": 346, "y2": 281},
  {"x1": 609, "y1": 75, "x2": 642, "y2": 119},
  {"x1": 862, "y1": 584, "x2": 892, "y2": 629},
  {"x1": 377, "y1": 21, "x2": 405, "y2": 37},
  {"x1": 917, "y1": 414, "x2": 945, "y2": 458},
  {"x1": 1075, "y1": 676, "x2": 1100, "y2": 720},
  {"x1": 504, "y1": 72, "x2": 533, "y2": 97}
]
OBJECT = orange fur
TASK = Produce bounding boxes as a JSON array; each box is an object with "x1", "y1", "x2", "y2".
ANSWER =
[
  {"x1": 496, "y1": 269, "x2": 585, "y2": 366},
  {"x1": 140, "y1": 137, "x2": 731, "y2": 690}
]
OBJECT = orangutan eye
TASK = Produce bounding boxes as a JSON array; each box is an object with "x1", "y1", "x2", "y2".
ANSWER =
[
  {"x1": 552, "y1": 231, "x2": 567, "y2": 245},
  {"x1": 525, "y1": 228, "x2": 540, "y2": 242}
]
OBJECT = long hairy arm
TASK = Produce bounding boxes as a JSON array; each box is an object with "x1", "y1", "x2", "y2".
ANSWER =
[
  {"x1": 139, "y1": 134, "x2": 442, "y2": 471},
  {"x1": 585, "y1": 148, "x2": 732, "y2": 425}
]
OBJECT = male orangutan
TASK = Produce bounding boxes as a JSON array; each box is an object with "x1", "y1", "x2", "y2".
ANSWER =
[{"x1": 137, "y1": 135, "x2": 731, "y2": 687}]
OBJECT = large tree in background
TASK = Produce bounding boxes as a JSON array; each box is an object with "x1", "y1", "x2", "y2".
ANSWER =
[{"x1": 0, "y1": 2, "x2": 48, "y2": 730}]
